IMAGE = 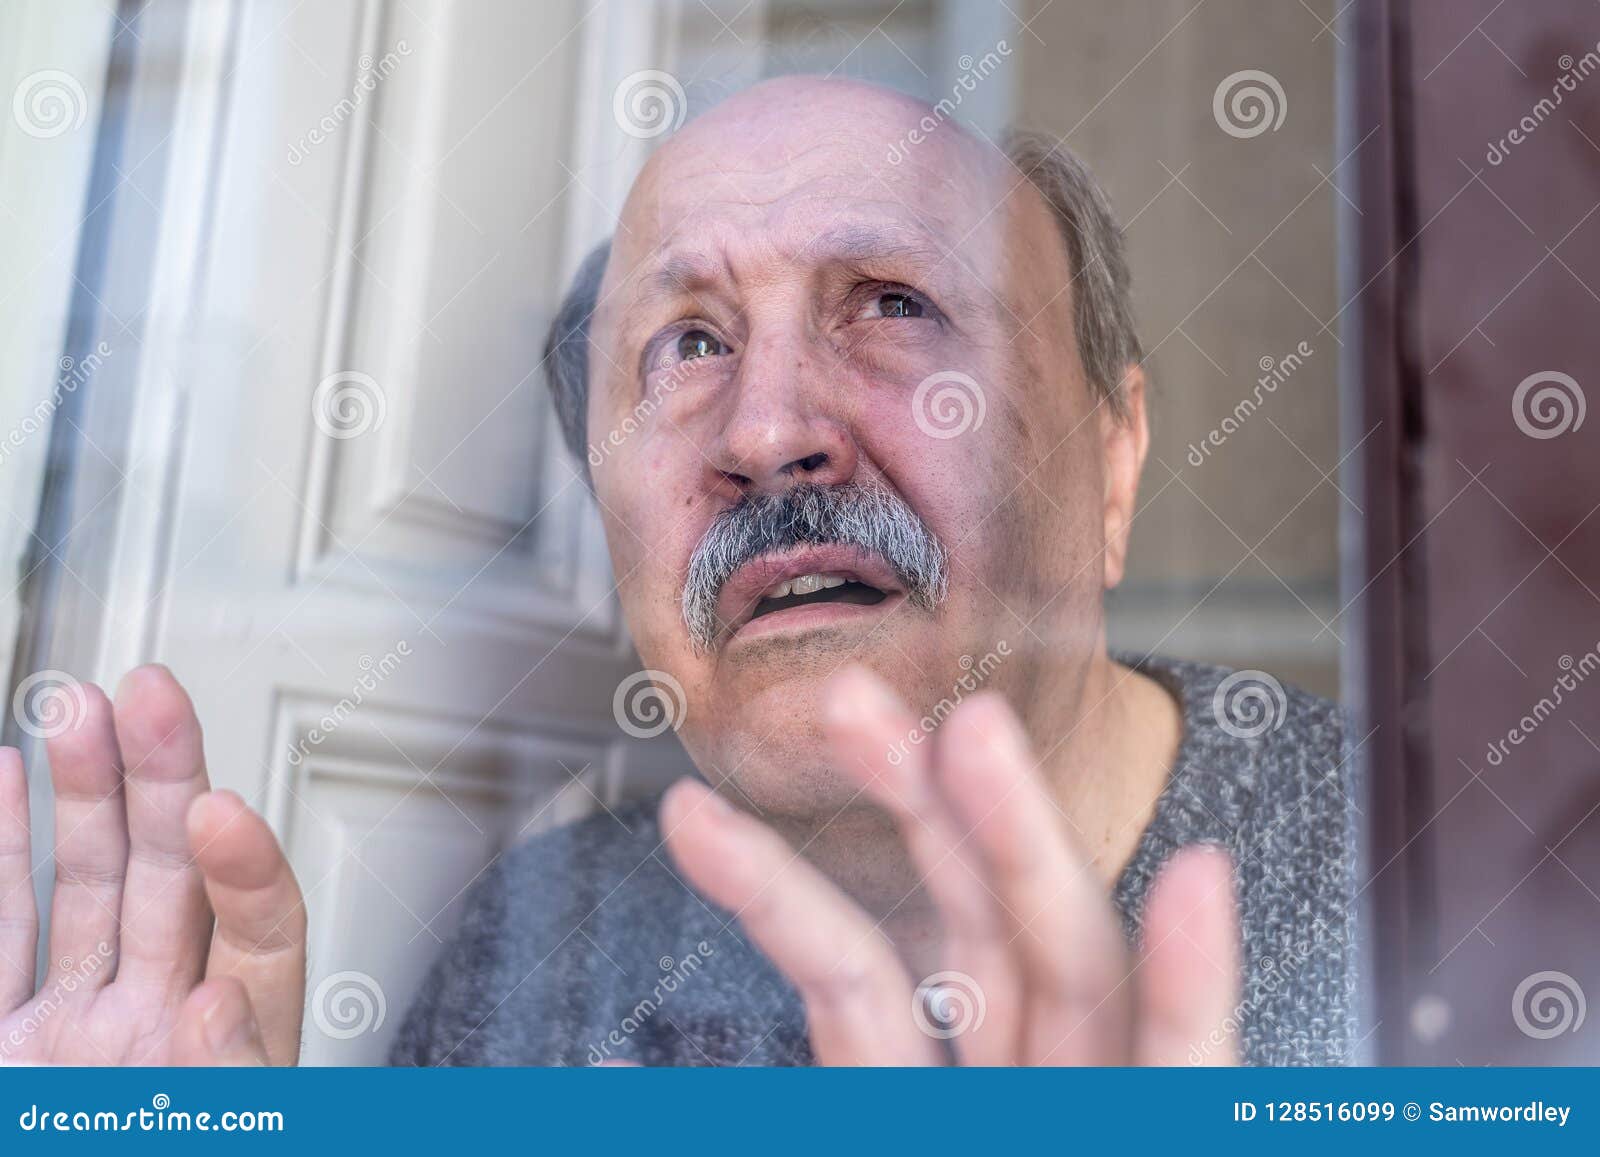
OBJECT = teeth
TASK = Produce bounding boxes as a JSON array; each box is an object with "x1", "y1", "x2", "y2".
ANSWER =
[{"x1": 761, "y1": 573, "x2": 849, "y2": 600}]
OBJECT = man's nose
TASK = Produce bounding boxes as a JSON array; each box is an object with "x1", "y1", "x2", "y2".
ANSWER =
[{"x1": 708, "y1": 334, "x2": 858, "y2": 494}]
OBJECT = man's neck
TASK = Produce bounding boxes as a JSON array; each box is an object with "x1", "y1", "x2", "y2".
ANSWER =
[{"x1": 767, "y1": 651, "x2": 1184, "y2": 977}]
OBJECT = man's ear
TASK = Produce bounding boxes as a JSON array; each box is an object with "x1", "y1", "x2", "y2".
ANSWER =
[{"x1": 1099, "y1": 363, "x2": 1149, "y2": 591}]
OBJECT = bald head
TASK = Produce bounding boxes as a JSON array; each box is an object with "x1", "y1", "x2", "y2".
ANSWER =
[{"x1": 628, "y1": 75, "x2": 1002, "y2": 196}]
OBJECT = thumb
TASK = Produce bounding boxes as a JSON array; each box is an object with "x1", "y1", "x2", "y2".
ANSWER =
[{"x1": 171, "y1": 978, "x2": 272, "y2": 1066}]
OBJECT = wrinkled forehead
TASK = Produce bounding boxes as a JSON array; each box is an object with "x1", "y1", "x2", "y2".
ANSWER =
[{"x1": 603, "y1": 88, "x2": 1041, "y2": 303}]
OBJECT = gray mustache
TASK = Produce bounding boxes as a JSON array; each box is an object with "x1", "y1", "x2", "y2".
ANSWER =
[{"x1": 681, "y1": 482, "x2": 948, "y2": 650}]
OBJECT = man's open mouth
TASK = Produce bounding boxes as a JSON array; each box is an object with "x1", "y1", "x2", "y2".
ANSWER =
[
  {"x1": 746, "y1": 573, "x2": 889, "y2": 622},
  {"x1": 712, "y1": 544, "x2": 906, "y2": 642}
]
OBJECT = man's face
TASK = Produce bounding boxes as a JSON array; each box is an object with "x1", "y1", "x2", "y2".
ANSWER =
[{"x1": 586, "y1": 79, "x2": 1140, "y2": 817}]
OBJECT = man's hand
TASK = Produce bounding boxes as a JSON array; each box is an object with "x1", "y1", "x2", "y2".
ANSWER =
[
  {"x1": 0, "y1": 665, "x2": 306, "y2": 1065},
  {"x1": 662, "y1": 666, "x2": 1241, "y2": 1065}
]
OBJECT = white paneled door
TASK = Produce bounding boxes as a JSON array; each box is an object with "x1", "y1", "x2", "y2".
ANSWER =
[{"x1": 38, "y1": 0, "x2": 693, "y2": 1064}]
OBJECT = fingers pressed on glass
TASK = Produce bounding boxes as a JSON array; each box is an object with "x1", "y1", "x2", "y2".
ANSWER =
[
  {"x1": 110, "y1": 665, "x2": 213, "y2": 995},
  {"x1": 43, "y1": 683, "x2": 126, "y2": 991},
  {"x1": 0, "y1": 747, "x2": 39, "y2": 1015},
  {"x1": 934, "y1": 693, "x2": 1135, "y2": 1064},
  {"x1": 660, "y1": 777, "x2": 942, "y2": 1065},
  {"x1": 822, "y1": 667, "x2": 1023, "y2": 1064},
  {"x1": 1135, "y1": 846, "x2": 1241, "y2": 1066},
  {"x1": 189, "y1": 789, "x2": 307, "y2": 1065}
]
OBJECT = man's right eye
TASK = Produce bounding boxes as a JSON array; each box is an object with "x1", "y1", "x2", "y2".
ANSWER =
[{"x1": 676, "y1": 329, "x2": 727, "y2": 362}]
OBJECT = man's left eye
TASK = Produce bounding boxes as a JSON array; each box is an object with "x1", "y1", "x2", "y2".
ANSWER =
[
  {"x1": 876, "y1": 292, "x2": 924, "y2": 319},
  {"x1": 675, "y1": 329, "x2": 727, "y2": 362}
]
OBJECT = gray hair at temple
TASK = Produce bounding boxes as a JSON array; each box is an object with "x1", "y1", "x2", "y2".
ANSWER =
[{"x1": 542, "y1": 130, "x2": 1142, "y2": 479}]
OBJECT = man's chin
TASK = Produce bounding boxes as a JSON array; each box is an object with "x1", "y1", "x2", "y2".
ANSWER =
[
  {"x1": 713, "y1": 600, "x2": 915, "y2": 677},
  {"x1": 713, "y1": 760, "x2": 872, "y2": 823},
  {"x1": 680, "y1": 623, "x2": 945, "y2": 817},
  {"x1": 715, "y1": 626, "x2": 885, "y2": 675}
]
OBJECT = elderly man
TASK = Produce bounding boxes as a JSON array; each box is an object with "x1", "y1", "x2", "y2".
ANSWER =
[{"x1": 0, "y1": 77, "x2": 1351, "y2": 1068}]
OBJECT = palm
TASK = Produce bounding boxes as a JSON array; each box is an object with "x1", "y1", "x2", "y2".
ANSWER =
[
  {"x1": 3, "y1": 984, "x2": 183, "y2": 1065},
  {"x1": 0, "y1": 666, "x2": 306, "y2": 1066}
]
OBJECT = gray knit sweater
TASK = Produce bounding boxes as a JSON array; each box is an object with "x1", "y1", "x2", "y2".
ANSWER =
[{"x1": 391, "y1": 655, "x2": 1356, "y2": 1067}]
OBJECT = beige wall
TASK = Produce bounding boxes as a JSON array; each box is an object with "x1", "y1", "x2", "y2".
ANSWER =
[{"x1": 1017, "y1": 0, "x2": 1343, "y2": 697}]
